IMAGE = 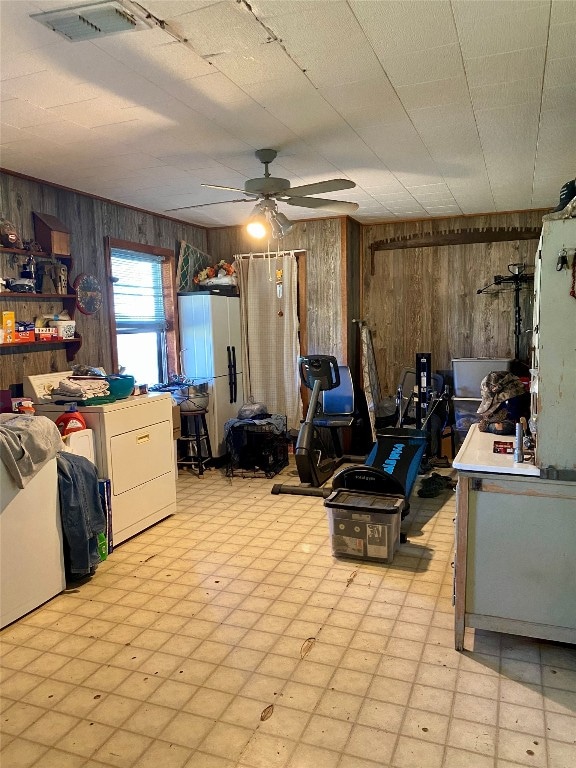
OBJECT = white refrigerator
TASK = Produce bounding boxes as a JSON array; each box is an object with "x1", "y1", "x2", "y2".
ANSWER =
[
  {"x1": 178, "y1": 293, "x2": 244, "y2": 457},
  {"x1": 531, "y1": 216, "x2": 576, "y2": 475}
]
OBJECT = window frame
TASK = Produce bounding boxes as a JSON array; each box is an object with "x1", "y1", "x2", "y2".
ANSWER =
[{"x1": 104, "y1": 237, "x2": 179, "y2": 380}]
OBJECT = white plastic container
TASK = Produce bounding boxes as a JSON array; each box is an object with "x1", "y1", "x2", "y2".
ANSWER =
[
  {"x1": 48, "y1": 319, "x2": 76, "y2": 339},
  {"x1": 325, "y1": 490, "x2": 403, "y2": 563},
  {"x1": 452, "y1": 358, "x2": 513, "y2": 397}
]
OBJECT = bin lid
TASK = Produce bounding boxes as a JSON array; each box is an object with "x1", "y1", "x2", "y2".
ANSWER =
[{"x1": 325, "y1": 489, "x2": 404, "y2": 513}]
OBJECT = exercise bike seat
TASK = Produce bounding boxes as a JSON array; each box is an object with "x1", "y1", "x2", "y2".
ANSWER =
[{"x1": 314, "y1": 366, "x2": 354, "y2": 427}]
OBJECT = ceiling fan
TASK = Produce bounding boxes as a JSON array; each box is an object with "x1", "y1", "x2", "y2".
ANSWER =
[{"x1": 165, "y1": 148, "x2": 359, "y2": 215}]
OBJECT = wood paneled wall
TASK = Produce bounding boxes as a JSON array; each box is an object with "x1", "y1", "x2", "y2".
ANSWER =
[
  {"x1": 361, "y1": 211, "x2": 546, "y2": 396},
  {"x1": 1, "y1": 169, "x2": 549, "y2": 404},
  {"x1": 207, "y1": 217, "x2": 350, "y2": 363},
  {"x1": 0, "y1": 171, "x2": 207, "y2": 391}
]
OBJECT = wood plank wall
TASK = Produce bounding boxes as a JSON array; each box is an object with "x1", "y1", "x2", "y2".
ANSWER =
[
  {"x1": 361, "y1": 210, "x2": 547, "y2": 396},
  {"x1": 1, "y1": 169, "x2": 549, "y2": 406},
  {"x1": 206, "y1": 217, "x2": 349, "y2": 363},
  {"x1": 0, "y1": 171, "x2": 207, "y2": 392}
]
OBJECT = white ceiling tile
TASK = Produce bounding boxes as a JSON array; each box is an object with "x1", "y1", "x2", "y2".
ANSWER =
[
  {"x1": 95, "y1": 35, "x2": 214, "y2": 86},
  {"x1": 1, "y1": 71, "x2": 103, "y2": 109},
  {"x1": 0, "y1": 0, "x2": 66, "y2": 58},
  {"x1": 549, "y1": 0, "x2": 576, "y2": 25},
  {"x1": 0, "y1": 48, "x2": 52, "y2": 82},
  {"x1": 542, "y1": 82, "x2": 576, "y2": 112},
  {"x1": 143, "y1": 1, "x2": 218, "y2": 19},
  {"x1": 0, "y1": 123, "x2": 26, "y2": 144},
  {"x1": 379, "y1": 44, "x2": 464, "y2": 87},
  {"x1": 396, "y1": 76, "x2": 470, "y2": 110},
  {"x1": 260, "y1": 2, "x2": 366, "y2": 59},
  {"x1": 547, "y1": 20, "x2": 576, "y2": 59},
  {"x1": 544, "y1": 55, "x2": 576, "y2": 87},
  {"x1": 453, "y1": 1, "x2": 550, "y2": 58},
  {"x1": 351, "y1": 0, "x2": 458, "y2": 56},
  {"x1": 46, "y1": 96, "x2": 150, "y2": 128},
  {"x1": 297, "y1": 49, "x2": 383, "y2": 89},
  {"x1": 408, "y1": 102, "x2": 477, "y2": 131},
  {"x1": 319, "y1": 77, "x2": 406, "y2": 122},
  {"x1": 212, "y1": 43, "x2": 297, "y2": 87},
  {"x1": 464, "y1": 47, "x2": 546, "y2": 87},
  {"x1": 0, "y1": 98, "x2": 61, "y2": 128},
  {"x1": 19, "y1": 120, "x2": 96, "y2": 146},
  {"x1": 0, "y1": 0, "x2": 569, "y2": 226},
  {"x1": 470, "y1": 77, "x2": 543, "y2": 111},
  {"x1": 170, "y1": 0, "x2": 272, "y2": 56}
]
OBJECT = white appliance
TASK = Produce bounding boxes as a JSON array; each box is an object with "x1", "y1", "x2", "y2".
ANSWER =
[
  {"x1": 1, "y1": 458, "x2": 65, "y2": 628},
  {"x1": 178, "y1": 293, "x2": 244, "y2": 456},
  {"x1": 24, "y1": 373, "x2": 177, "y2": 545},
  {"x1": 531, "y1": 217, "x2": 576, "y2": 474}
]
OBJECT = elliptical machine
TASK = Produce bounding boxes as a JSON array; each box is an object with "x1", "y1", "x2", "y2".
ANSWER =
[{"x1": 272, "y1": 355, "x2": 360, "y2": 495}]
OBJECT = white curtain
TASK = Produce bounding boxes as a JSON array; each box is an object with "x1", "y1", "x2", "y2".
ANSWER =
[{"x1": 235, "y1": 251, "x2": 301, "y2": 431}]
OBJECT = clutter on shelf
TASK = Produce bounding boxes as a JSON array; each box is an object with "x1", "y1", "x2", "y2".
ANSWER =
[{"x1": 193, "y1": 260, "x2": 238, "y2": 292}]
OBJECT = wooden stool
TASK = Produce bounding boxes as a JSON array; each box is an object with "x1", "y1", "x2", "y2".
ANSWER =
[{"x1": 178, "y1": 411, "x2": 212, "y2": 476}]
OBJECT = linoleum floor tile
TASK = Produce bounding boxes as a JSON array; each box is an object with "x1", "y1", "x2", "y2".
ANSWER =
[{"x1": 1, "y1": 467, "x2": 575, "y2": 768}]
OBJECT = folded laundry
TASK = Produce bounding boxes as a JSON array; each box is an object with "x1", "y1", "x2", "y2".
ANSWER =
[{"x1": 47, "y1": 377, "x2": 110, "y2": 401}]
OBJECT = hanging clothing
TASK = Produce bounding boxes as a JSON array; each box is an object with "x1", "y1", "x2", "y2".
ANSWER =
[{"x1": 56, "y1": 452, "x2": 106, "y2": 577}]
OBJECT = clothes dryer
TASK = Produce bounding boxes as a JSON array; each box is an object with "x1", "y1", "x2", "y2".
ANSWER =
[{"x1": 25, "y1": 373, "x2": 176, "y2": 545}]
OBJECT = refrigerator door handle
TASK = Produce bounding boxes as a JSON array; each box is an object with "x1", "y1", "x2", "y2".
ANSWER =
[
  {"x1": 231, "y1": 345, "x2": 237, "y2": 403},
  {"x1": 227, "y1": 346, "x2": 233, "y2": 403}
]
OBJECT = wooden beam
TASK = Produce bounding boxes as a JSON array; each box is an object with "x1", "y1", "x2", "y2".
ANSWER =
[
  {"x1": 370, "y1": 226, "x2": 541, "y2": 254},
  {"x1": 369, "y1": 226, "x2": 542, "y2": 275}
]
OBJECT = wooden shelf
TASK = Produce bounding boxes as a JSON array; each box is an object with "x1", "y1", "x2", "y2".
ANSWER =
[
  {"x1": 0, "y1": 246, "x2": 47, "y2": 257},
  {"x1": 0, "y1": 292, "x2": 76, "y2": 300},
  {"x1": 1, "y1": 242, "x2": 79, "y2": 360},
  {"x1": 0, "y1": 335, "x2": 82, "y2": 362}
]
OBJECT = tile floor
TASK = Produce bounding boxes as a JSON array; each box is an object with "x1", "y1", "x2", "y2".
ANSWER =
[{"x1": 1, "y1": 463, "x2": 575, "y2": 768}]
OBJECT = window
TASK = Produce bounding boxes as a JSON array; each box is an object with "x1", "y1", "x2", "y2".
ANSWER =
[{"x1": 105, "y1": 238, "x2": 177, "y2": 385}]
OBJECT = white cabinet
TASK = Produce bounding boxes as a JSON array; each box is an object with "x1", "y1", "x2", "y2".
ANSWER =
[
  {"x1": 32, "y1": 392, "x2": 176, "y2": 545},
  {"x1": 1, "y1": 459, "x2": 66, "y2": 628},
  {"x1": 531, "y1": 217, "x2": 576, "y2": 474},
  {"x1": 454, "y1": 469, "x2": 576, "y2": 650},
  {"x1": 178, "y1": 293, "x2": 244, "y2": 457}
]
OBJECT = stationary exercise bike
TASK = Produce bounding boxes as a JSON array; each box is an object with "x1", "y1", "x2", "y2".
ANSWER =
[{"x1": 272, "y1": 355, "x2": 361, "y2": 495}]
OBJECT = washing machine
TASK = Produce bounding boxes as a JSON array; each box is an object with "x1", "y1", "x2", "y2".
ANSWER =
[{"x1": 24, "y1": 373, "x2": 177, "y2": 545}]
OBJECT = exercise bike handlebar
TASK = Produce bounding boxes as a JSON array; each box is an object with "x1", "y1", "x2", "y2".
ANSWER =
[{"x1": 298, "y1": 355, "x2": 341, "y2": 392}]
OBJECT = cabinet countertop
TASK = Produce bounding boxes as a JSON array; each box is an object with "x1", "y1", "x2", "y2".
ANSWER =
[{"x1": 453, "y1": 424, "x2": 540, "y2": 477}]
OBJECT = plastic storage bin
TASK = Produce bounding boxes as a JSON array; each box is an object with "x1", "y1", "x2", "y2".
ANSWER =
[
  {"x1": 452, "y1": 358, "x2": 512, "y2": 397},
  {"x1": 325, "y1": 489, "x2": 404, "y2": 563}
]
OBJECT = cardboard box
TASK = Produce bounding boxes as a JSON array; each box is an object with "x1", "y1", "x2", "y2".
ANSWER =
[
  {"x1": 15, "y1": 330, "x2": 35, "y2": 343},
  {"x1": 35, "y1": 327, "x2": 58, "y2": 341},
  {"x1": 2, "y1": 311, "x2": 15, "y2": 343},
  {"x1": 172, "y1": 405, "x2": 181, "y2": 440}
]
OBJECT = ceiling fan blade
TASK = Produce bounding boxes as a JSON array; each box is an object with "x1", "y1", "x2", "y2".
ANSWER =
[
  {"x1": 284, "y1": 196, "x2": 359, "y2": 214},
  {"x1": 201, "y1": 183, "x2": 257, "y2": 195},
  {"x1": 165, "y1": 198, "x2": 255, "y2": 212},
  {"x1": 287, "y1": 179, "x2": 356, "y2": 196}
]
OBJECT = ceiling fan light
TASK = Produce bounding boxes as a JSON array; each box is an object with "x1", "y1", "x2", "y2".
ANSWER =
[
  {"x1": 269, "y1": 210, "x2": 293, "y2": 239},
  {"x1": 274, "y1": 211, "x2": 294, "y2": 236},
  {"x1": 247, "y1": 219, "x2": 268, "y2": 238},
  {"x1": 269, "y1": 215, "x2": 283, "y2": 239},
  {"x1": 246, "y1": 206, "x2": 269, "y2": 239}
]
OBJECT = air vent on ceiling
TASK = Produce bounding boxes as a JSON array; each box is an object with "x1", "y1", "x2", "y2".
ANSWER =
[{"x1": 30, "y1": 1, "x2": 155, "y2": 41}]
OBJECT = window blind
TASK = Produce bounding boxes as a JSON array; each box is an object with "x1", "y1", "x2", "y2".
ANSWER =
[{"x1": 111, "y1": 248, "x2": 166, "y2": 333}]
